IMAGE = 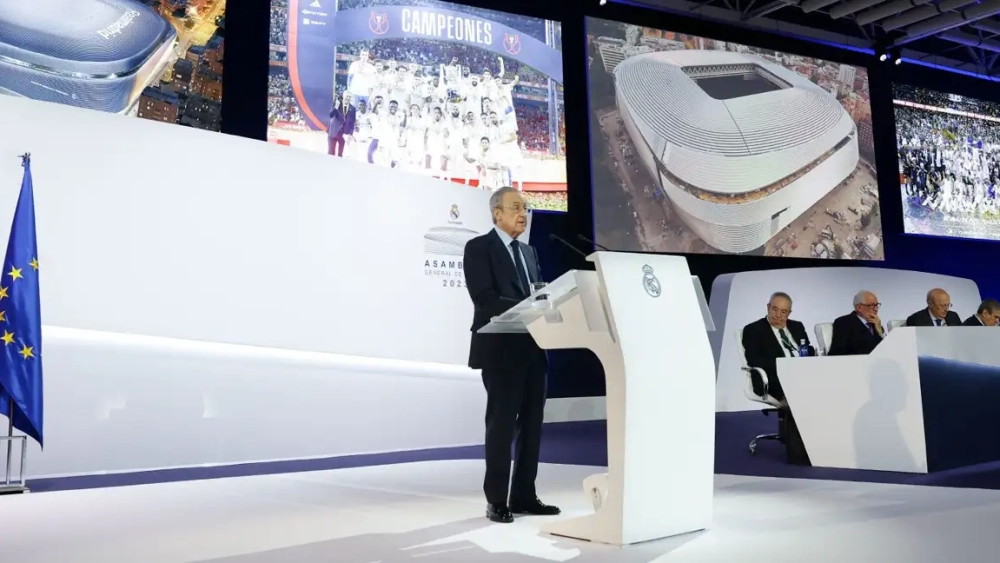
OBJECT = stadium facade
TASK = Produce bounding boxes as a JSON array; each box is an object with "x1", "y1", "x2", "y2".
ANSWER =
[
  {"x1": 614, "y1": 50, "x2": 859, "y2": 253},
  {"x1": 0, "y1": 0, "x2": 177, "y2": 114}
]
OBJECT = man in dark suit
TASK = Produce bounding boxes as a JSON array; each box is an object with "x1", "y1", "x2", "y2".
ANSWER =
[
  {"x1": 463, "y1": 186, "x2": 560, "y2": 524},
  {"x1": 829, "y1": 290, "x2": 885, "y2": 356},
  {"x1": 964, "y1": 299, "x2": 1000, "y2": 326},
  {"x1": 740, "y1": 291, "x2": 811, "y2": 405},
  {"x1": 328, "y1": 94, "x2": 356, "y2": 157},
  {"x1": 905, "y1": 288, "x2": 962, "y2": 327}
]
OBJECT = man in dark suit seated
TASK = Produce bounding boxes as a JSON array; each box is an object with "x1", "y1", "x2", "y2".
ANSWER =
[
  {"x1": 964, "y1": 299, "x2": 1000, "y2": 326},
  {"x1": 463, "y1": 186, "x2": 560, "y2": 524},
  {"x1": 741, "y1": 291, "x2": 811, "y2": 406},
  {"x1": 905, "y1": 288, "x2": 962, "y2": 327},
  {"x1": 829, "y1": 290, "x2": 885, "y2": 355}
]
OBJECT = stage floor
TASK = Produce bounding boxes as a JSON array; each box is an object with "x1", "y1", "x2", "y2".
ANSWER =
[{"x1": 3, "y1": 459, "x2": 999, "y2": 563}]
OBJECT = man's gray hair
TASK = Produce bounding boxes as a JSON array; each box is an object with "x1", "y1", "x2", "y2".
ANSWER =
[
  {"x1": 768, "y1": 292, "x2": 792, "y2": 306},
  {"x1": 853, "y1": 290, "x2": 872, "y2": 306},
  {"x1": 488, "y1": 186, "x2": 518, "y2": 224}
]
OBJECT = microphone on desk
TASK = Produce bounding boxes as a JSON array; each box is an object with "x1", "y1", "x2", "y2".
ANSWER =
[
  {"x1": 577, "y1": 234, "x2": 610, "y2": 252},
  {"x1": 548, "y1": 233, "x2": 589, "y2": 259}
]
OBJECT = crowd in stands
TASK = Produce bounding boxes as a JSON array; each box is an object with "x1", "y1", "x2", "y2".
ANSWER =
[
  {"x1": 336, "y1": 39, "x2": 550, "y2": 84},
  {"x1": 896, "y1": 84, "x2": 1000, "y2": 119},
  {"x1": 270, "y1": 0, "x2": 288, "y2": 45},
  {"x1": 268, "y1": 74, "x2": 306, "y2": 127}
]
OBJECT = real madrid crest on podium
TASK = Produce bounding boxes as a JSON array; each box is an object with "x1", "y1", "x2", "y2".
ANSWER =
[{"x1": 642, "y1": 264, "x2": 661, "y2": 297}]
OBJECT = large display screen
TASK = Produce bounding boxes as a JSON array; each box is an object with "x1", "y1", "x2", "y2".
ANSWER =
[
  {"x1": 587, "y1": 18, "x2": 882, "y2": 259},
  {"x1": 0, "y1": 0, "x2": 225, "y2": 132},
  {"x1": 895, "y1": 84, "x2": 1000, "y2": 241},
  {"x1": 268, "y1": 0, "x2": 567, "y2": 212}
]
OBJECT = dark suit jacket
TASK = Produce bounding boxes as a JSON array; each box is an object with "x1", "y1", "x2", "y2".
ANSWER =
[
  {"x1": 828, "y1": 312, "x2": 883, "y2": 356},
  {"x1": 463, "y1": 229, "x2": 547, "y2": 371},
  {"x1": 740, "y1": 317, "x2": 811, "y2": 400},
  {"x1": 905, "y1": 308, "x2": 962, "y2": 327},
  {"x1": 963, "y1": 314, "x2": 985, "y2": 326}
]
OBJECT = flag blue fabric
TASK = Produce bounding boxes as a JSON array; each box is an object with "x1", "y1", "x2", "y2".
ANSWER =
[{"x1": 0, "y1": 155, "x2": 43, "y2": 447}]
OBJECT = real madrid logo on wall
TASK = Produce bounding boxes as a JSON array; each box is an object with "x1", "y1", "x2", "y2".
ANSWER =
[{"x1": 642, "y1": 264, "x2": 661, "y2": 298}]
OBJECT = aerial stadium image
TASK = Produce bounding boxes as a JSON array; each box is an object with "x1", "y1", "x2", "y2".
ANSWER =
[
  {"x1": 268, "y1": 0, "x2": 568, "y2": 211},
  {"x1": 895, "y1": 84, "x2": 1000, "y2": 242},
  {"x1": 0, "y1": 0, "x2": 226, "y2": 131},
  {"x1": 587, "y1": 18, "x2": 882, "y2": 259}
]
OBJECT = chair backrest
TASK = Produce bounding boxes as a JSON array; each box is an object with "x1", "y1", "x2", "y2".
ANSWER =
[
  {"x1": 734, "y1": 328, "x2": 748, "y2": 367},
  {"x1": 887, "y1": 319, "x2": 905, "y2": 332},
  {"x1": 733, "y1": 328, "x2": 779, "y2": 406},
  {"x1": 814, "y1": 322, "x2": 834, "y2": 354}
]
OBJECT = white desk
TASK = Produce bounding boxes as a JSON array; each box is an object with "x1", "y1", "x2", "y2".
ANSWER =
[{"x1": 778, "y1": 327, "x2": 1000, "y2": 473}]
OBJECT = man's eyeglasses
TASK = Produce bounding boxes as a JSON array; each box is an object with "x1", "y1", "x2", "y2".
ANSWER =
[
  {"x1": 769, "y1": 306, "x2": 790, "y2": 316},
  {"x1": 498, "y1": 204, "x2": 530, "y2": 213},
  {"x1": 862, "y1": 302, "x2": 881, "y2": 308}
]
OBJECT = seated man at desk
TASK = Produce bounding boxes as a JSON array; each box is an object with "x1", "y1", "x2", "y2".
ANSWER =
[
  {"x1": 741, "y1": 291, "x2": 811, "y2": 405},
  {"x1": 964, "y1": 299, "x2": 1000, "y2": 326},
  {"x1": 829, "y1": 290, "x2": 884, "y2": 356},
  {"x1": 905, "y1": 288, "x2": 962, "y2": 327}
]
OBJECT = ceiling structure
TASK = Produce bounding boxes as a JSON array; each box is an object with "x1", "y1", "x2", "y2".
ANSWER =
[{"x1": 629, "y1": 0, "x2": 1000, "y2": 78}]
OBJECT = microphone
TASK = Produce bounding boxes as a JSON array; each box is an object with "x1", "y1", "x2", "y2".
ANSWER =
[
  {"x1": 548, "y1": 233, "x2": 589, "y2": 259},
  {"x1": 577, "y1": 234, "x2": 610, "y2": 251}
]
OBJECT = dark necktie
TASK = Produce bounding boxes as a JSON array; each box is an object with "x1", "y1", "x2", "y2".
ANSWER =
[
  {"x1": 510, "y1": 240, "x2": 530, "y2": 295},
  {"x1": 934, "y1": 319, "x2": 943, "y2": 326},
  {"x1": 866, "y1": 322, "x2": 875, "y2": 335},
  {"x1": 777, "y1": 328, "x2": 796, "y2": 355}
]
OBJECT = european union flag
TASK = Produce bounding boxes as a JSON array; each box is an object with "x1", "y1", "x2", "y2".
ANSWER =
[{"x1": 0, "y1": 155, "x2": 43, "y2": 447}]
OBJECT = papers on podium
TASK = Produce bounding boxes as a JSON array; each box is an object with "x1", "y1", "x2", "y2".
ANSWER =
[{"x1": 478, "y1": 252, "x2": 716, "y2": 545}]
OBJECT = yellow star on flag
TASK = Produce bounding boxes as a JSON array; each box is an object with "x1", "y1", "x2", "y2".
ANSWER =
[
  {"x1": 1, "y1": 331, "x2": 13, "y2": 345},
  {"x1": 18, "y1": 344, "x2": 32, "y2": 359},
  {"x1": 0, "y1": 311, "x2": 7, "y2": 322},
  {"x1": 28, "y1": 258, "x2": 38, "y2": 271},
  {"x1": 7, "y1": 266, "x2": 21, "y2": 281},
  {"x1": 0, "y1": 286, "x2": 7, "y2": 300}
]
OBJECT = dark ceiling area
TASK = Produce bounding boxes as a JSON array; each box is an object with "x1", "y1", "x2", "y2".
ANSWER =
[{"x1": 630, "y1": 0, "x2": 1000, "y2": 76}]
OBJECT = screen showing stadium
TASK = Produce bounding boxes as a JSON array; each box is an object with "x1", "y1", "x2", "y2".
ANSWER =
[
  {"x1": 895, "y1": 84, "x2": 1000, "y2": 241},
  {"x1": 587, "y1": 18, "x2": 882, "y2": 259},
  {"x1": 0, "y1": 0, "x2": 225, "y2": 132},
  {"x1": 268, "y1": 0, "x2": 567, "y2": 212}
]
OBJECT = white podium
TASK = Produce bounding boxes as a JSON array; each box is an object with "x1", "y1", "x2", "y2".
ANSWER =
[{"x1": 480, "y1": 252, "x2": 716, "y2": 545}]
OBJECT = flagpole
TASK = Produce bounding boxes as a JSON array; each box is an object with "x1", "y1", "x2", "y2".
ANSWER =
[{"x1": 4, "y1": 398, "x2": 11, "y2": 486}]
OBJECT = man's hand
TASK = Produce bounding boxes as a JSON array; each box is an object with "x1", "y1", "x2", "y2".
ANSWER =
[{"x1": 872, "y1": 315, "x2": 884, "y2": 335}]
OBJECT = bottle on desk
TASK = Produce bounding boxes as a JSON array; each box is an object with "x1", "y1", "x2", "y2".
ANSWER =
[{"x1": 798, "y1": 339, "x2": 810, "y2": 357}]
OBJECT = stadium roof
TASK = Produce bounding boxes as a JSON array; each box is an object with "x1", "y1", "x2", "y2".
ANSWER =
[
  {"x1": 615, "y1": 51, "x2": 846, "y2": 157},
  {"x1": 630, "y1": 0, "x2": 1000, "y2": 79}
]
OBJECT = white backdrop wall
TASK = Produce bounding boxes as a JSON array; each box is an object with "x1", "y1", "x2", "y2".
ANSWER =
[
  {"x1": 710, "y1": 267, "x2": 982, "y2": 412},
  {"x1": 0, "y1": 95, "x2": 539, "y2": 476},
  {"x1": 0, "y1": 95, "x2": 510, "y2": 366}
]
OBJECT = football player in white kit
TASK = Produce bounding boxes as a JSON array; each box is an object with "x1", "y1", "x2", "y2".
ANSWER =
[
  {"x1": 378, "y1": 99, "x2": 405, "y2": 168},
  {"x1": 403, "y1": 103, "x2": 426, "y2": 170},
  {"x1": 443, "y1": 104, "x2": 465, "y2": 181},
  {"x1": 351, "y1": 98, "x2": 375, "y2": 162},
  {"x1": 492, "y1": 110, "x2": 523, "y2": 189},
  {"x1": 425, "y1": 106, "x2": 450, "y2": 172},
  {"x1": 347, "y1": 49, "x2": 377, "y2": 107},
  {"x1": 468, "y1": 136, "x2": 507, "y2": 192},
  {"x1": 367, "y1": 96, "x2": 386, "y2": 165}
]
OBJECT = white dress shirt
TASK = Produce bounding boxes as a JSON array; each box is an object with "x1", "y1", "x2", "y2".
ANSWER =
[
  {"x1": 493, "y1": 227, "x2": 530, "y2": 283},
  {"x1": 929, "y1": 310, "x2": 946, "y2": 326}
]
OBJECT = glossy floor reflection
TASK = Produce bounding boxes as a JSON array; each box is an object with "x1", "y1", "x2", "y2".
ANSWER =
[{"x1": 2, "y1": 460, "x2": 998, "y2": 563}]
